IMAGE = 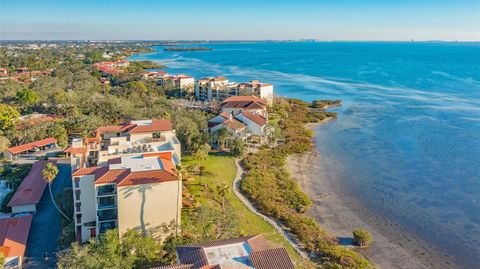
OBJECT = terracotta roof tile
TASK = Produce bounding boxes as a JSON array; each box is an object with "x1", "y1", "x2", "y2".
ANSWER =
[
  {"x1": 238, "y1": 112, "x2": 267, "y2": 126},
  {"x1": 250, "y1": 248, "x2": 295, "y2": 269},
  {"x1": 117, "y1": 170, "x2": 178, "y2": 187},
  {"x1": 128, "y1": 119, "x2": 172, "y2": 133},
  {"x1": 223, "y1": 96, "x2": 266, "y2": 104},
  {"x1": 95, "y1": 169, "x2": 129, "y2": 184},
  {"x1": 7, "y1": 137, "x2": 57, "y2": 154},
  {"x1": 7, "y1": 160, "x2": 56, "y2": 207},
  {"x1": 0, "y1": 215, "x2": 32, "y2": 259}
]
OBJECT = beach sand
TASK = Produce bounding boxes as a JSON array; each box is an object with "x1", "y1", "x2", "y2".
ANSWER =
[{"x1": 286, "y1": 123, "x2": 458, "y2": 269}]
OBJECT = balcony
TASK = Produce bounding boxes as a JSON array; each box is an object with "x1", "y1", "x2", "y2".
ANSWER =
[
  {"x1": 97, "y1": 185, "x2": 115, "y2": 196},
  {"x1": 97, "y1": 208, "x2": 117, "y2": 222},
  {"x1": 99, "y1": 221, "x2": 116, "y2": 233},
  {"x1": 97, "y1": 196, "x2": 116, "y2": 210}
]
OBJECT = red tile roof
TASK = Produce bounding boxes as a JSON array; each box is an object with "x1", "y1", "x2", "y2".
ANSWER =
[
  {"x1": 95, "y1": 169, "x2": 129, "y2": 184},
  {"x1": 222, "y1": 96, "x2": 266, "y2": 105},
  {"x1": 0, "y1": 215, "x2": 32, "y2": 259},
  {"x1": 128, "y1": 119, "x2": 172, "y2": 133},
  {"x1": 7, "y1": 137, "x2": 57, "y2": 155},
  {"x1": 250, "y1": 248, "x2": 295, "y2": 269},
  {"x1": 64, "y1": 146, "x2": 88, "y2": 155},
  {"x1": 72, "y1": 166, "x2": 107, "y2": 177},
  {"x1": 7, "y1": 160, "x2": 56, "y2": 207},
  {"x1": 239, "y1": 112, "x2": 267, "y2": 126},
  {"x1": 117, "y1": 169, "x2": 178, "y2": 187}
]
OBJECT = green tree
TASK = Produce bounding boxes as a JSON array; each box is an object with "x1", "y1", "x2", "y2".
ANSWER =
[
  {"x1": 16, "y1": 88, "x2": 38, "y2": 108},
  {"x1": 216, "y1": 181, "x2": 230, "y2": 213},
  {"x1": 0, "y1": 104, "x2": 20, "y2": 130},
  {"x1": 0, "y1": 253, "x2": 5, "y2": 268},
  {"x1": 353, "y1": 229, "x2": 372, "y2": 247},
  {"x1": 214, "y1": 127, "x2": 229, "y2": 150},
  {"x1": 0, "y1": 136, "x2": 10, "y2": 153},
  {"x1": 230, "y1": 139, "x2": 244, "y2": 157},
  {"x1": 57, "y1": 229, "x2": 164, "y2": 269},
  {"x1": 42, "y1": 163, "x2": 71, "y2": 221},
  {"x1": 193, "y1": 143, "x2": 210, "y2": 161},
  {"x1": 47, "y1": 122, "x2": 68, "y2": 147}
]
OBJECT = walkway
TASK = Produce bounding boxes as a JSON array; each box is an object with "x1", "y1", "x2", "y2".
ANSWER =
[{"x1": 232, "y1": 159, "x2": 309, "y2": 259}]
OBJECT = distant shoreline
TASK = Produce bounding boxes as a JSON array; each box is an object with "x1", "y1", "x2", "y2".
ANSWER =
[{"x1": 163, "y1": 47, "x2": 212, "y2": 51}]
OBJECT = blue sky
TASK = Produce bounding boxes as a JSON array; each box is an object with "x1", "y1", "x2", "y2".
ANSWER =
[{"x1": 1, "y1": 0, "x2": 479, "y2": 40}]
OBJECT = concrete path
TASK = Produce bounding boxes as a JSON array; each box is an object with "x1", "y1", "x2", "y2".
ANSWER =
[
  {"x1": 232, "y1": 159, "x2": 309, "y2": 259},
  {"x1": 24, "y1": 162, "x2": 72, "y2": 269}
]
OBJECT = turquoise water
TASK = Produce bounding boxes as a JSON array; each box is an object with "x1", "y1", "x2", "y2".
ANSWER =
[{"x1": 131, "y1": 42, "x2": 480, "y2": 267}]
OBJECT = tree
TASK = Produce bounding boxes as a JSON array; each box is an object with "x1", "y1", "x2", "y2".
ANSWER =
[
  {"x1": 193, "y1": 143, "x2": 210, "y2": 161},
  {"x1": 353, "y1": 229, "x2": 372, "y2": 247},
  {"x1": 0, "y1": 136, "x2": 10, "y2": 153},
  {"x1": 214, "y1": 127, "x2": 229, "y2": 150},
  {"x1": 216, "y1": 181, "x2": 230, "y2": 213},
  {"x1": 0, "y1": 104, "x2": 20, "y2": 131},
  {"x1": 230, "y1": 139, "x2": 244, "y2": 157},
  {"x1": 0, "y1": 252, "x2": 5, "y2": 267},
  {"x1": 47, "y1": 122, "x2": 68, "y2": 147},
  {"x1": 57, "y1": 229, "x2": 165, "y2": 269},
  {"x1": 16, "y1": 88, "x2": 38, "y2": 109},
  {"x1": 42, "y1": 163, "x2": 71, "y2": 221}
]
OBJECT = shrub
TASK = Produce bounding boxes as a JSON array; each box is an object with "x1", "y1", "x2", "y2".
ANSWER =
[{"x1": 353, "y1": 229, "x2": 372, "y2": 247}]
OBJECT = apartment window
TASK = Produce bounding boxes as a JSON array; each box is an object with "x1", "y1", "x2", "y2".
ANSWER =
[
  {"x1": 75, "y1": 190, "x2": 81, "y2": 201},
  {"x1": 76, "y1": 213, "x2": 82, "y2": 224},
  {"x1": 153, "y1": 132, "x2": 162, "y2": 139},
  {"x1": 75, "y1": 202, "x2": 81, "y2": 212},
  {"x1": 74, "y1": 177, "x2": 80, "y2": 188}
]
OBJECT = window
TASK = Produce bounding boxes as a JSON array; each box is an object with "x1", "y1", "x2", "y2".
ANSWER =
[
  {"x1": 75, "y1": 190, "x2": 81, "y2": 201},
  {"x1": 74, "y1": 177, "x2": 80, "y2": 188},
  {"x1": 75, "y1": 202, "x2": 81, "y2": 212},
  {"x1": 76, "y1": 213, "x2": 82, "y2": 224},
  {"x1": 153, "y1": 132, "x2": 162, "y2": 139}
]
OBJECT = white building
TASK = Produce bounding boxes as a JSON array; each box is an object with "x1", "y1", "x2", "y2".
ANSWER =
[
  {"x1": 65, "y1": 119, "x2": 181, "y2": 170},
  {"x1": 195, "y1": 77, "x2": 274, "y2": 105},
  {"x1": 71, "y1": 152, "x2": 181, "y2": 243}
]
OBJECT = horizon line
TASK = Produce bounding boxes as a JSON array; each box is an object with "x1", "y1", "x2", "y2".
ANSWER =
[{"x1": 1, "y1": 39, "x2": 479, "y2": 43}]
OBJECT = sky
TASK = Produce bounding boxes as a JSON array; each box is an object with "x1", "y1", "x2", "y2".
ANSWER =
[{"x1": 1, "y1": 0, "x2": 479, "y2": 41}]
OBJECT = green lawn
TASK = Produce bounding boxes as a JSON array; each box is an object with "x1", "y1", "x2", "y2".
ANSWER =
[{"x1": 181, "y1": 154, "x2": 314, "y2": 269}]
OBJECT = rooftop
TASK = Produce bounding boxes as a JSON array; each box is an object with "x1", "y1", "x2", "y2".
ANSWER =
[
  {"x1": 0, "y1": 215, "x2": 32, "y2": 259},
  {"x1": 157, "y1": 235, "x2": 294, "y2": 269},
  {"x1": 7, "y1": 137, "x2": 57, "y2": 154},
  {"x1": 73, "y1": 153, "x2": 178, "y2": 187},
  {"x1": 7, "y1": 161, "x2": 56, "y2": 207}
]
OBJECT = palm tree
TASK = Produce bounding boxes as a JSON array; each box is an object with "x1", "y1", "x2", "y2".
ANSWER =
[
  {"x1": 42, "y1": 163, "x2": 71, "y2": 221},
  {"x1": 216, "y1": 181, "x2": 230, "y2": 213}
]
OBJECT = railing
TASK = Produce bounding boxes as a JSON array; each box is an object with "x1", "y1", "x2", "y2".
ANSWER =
[
  {"x1": 98, "y1": 209, "x2": 117, "y2": 222},
  {"x1": 97, "y1": 186, "x2": 115, "y2": 196}
]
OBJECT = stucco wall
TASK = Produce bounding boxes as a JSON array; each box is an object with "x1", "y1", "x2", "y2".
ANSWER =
[
  {"x1": 116, "y1": 180, "x2": 182, "y2": 239},
  {"x1": 73, "y1": 174, "x2": 97, "y2": 243}
]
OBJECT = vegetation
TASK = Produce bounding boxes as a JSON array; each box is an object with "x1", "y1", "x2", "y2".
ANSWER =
[
  {"x1": 180, "y1": 154, "x2": 315, "y2": 268},
  {"x1": 353, "y1": 229, "x2": 373, "y2": 247},
  {"x1": 57, "y1": 229, "x2": 164, "y2": 269},
  {"x1": 0, "y1": 253, "x2": 4, "y2": 268},
  {"x1": 0, "y1": 44, "x2": 209, "y2": 153},
  {"x1": 56, "y1": 189, "x2": 75, "y2": 247},
  {"x1": 310, "y1": 99, "x2": 342, "y2": 109},
  {"x1": 241, "y1": 98, "x2": 374, "y2": 268},
  {"x1": 0, "y1": 164, "x2": 31, "y2": 212}
]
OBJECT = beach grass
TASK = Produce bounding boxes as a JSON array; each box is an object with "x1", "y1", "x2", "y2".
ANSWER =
[{"x1": 181, "y1": 154, "x2": 315, "y2": 269}]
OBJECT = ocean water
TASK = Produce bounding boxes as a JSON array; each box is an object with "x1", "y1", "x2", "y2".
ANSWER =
[{"x1": 130, "y1": 42, "x2": 480, "y2": 268}]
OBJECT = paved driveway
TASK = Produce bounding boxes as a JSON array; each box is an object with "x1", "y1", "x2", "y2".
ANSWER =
[{"x1": 23, "y1": 161, "x2": 71, "y2": 269}]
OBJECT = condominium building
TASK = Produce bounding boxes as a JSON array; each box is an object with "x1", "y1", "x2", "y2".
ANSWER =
[
  {"x1": 195, "y1": 77, "x2": 274, "y2": 105},
  {"x1": 65, "y1": 119, "x2": 181, "y2": 170},
  {"x1": 71, "y1": 152, "x2": 181, "y2": 243},
  {"x1": 158, "y1": 74, "x2": 194, "y2": 92}
]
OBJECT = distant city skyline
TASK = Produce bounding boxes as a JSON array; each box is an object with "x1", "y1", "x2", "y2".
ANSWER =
[{"x1": 1, "y1": 0, "x2": 479, "y2": 41}]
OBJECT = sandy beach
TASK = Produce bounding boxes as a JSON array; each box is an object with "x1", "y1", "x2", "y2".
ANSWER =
[{"x1": 286, "y1": 123, "x2": 458, "y2": 269}]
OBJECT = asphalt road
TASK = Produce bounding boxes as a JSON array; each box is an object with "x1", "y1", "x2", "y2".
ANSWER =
[{"x1": 23, "y1": 161, "x2": 71, "y2": 269}]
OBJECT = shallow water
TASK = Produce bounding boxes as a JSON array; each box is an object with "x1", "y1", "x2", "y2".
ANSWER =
[{"x1": 131, "y1": 42, "x2": 480, "y2": 268}]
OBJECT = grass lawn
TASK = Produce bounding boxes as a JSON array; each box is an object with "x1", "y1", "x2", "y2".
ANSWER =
[{"x1": 182, "y1": 154, "x2": 315, "y2": 269}]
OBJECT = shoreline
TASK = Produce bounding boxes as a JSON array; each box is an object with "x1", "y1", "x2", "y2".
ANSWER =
[{"x1": 286, "y1": 122, "x2": 457, "y2": 269}]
